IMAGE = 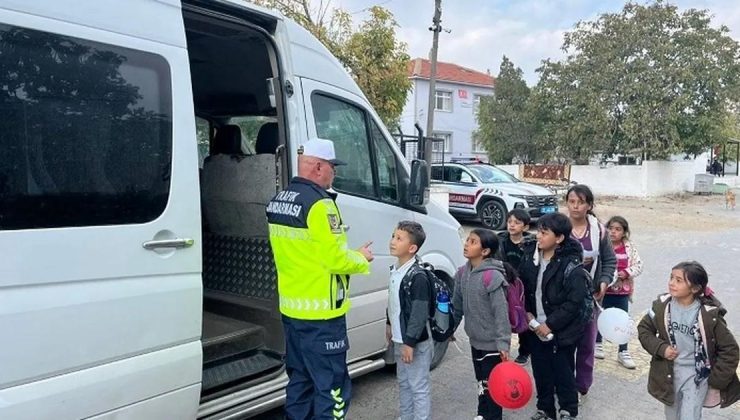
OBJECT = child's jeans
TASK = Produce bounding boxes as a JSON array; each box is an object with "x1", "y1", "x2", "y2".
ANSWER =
[{"x1": 394, "y1": 339, "x2": 433, "y2": 420}]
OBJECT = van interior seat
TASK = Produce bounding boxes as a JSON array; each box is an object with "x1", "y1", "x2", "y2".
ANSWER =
[
  {"x1": 209, "y1": 124, "x2": 243, "y2": 156},
  {"x1": 201, "y1": 120, "x2": 277, "y2": 237},
  {"x1": 255, "y1": 122, "x2": 278, "y2": 154}
]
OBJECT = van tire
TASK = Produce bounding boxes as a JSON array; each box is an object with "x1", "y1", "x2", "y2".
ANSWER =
[{"x1": 478, "y1": 199, "x2": 506, "y2": 230}]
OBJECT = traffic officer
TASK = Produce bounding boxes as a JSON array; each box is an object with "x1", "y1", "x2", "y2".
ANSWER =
[{"x1": 266, "y1": 137, "x2": 374, "y2": 420}]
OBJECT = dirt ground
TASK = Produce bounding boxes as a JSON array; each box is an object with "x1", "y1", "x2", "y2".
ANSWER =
[{"x1": 589, "y1": 194, "x2": 740, "y2": 233}]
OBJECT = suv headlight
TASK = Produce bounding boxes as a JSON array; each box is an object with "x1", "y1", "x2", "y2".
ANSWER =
[{"x1": 458, "y1": 226, "x2": 466, "y2": 244}]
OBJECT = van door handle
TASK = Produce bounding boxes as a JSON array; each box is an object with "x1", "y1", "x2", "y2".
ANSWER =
[{"x1": 142, "y1": 238, "x2": 195, "y2": 250}]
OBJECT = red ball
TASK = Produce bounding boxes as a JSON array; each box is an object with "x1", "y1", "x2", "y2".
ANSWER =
[{"x1": 488, "y1": 361, "x2": 533, "y2": 409}]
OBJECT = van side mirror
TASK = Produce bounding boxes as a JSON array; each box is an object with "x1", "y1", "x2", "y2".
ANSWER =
[{"x1": 409, "y1": 159, "x2": 430, "y2": 207}]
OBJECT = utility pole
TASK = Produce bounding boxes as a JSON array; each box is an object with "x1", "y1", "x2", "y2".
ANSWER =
[{"x1": 424, "y1": 0, "x2": 442, "y2": 168}]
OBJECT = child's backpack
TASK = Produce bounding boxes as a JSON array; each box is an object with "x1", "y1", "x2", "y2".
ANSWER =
[
  {"x1": 483, "y1": 269, "x2": 529, "y2": 333},
  {"x1": 564, "y1": 261, "x2": 595, "y2": 324},
  {"x1": 411, "y1": 262, "x2": 455, "y2": 342}
]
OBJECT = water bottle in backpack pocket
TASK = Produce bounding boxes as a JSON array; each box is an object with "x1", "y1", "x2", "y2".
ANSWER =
[
  {"x1": 433, "y1": 290, "x2": 450, "y2": 332},
  {"x1": 420, "y1": 263, "x2": 454, "y2": 342}
]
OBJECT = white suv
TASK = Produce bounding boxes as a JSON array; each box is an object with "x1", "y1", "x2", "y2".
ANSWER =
[{"x1": 431, "y1": 162, "x2": 558, "y2": 230}]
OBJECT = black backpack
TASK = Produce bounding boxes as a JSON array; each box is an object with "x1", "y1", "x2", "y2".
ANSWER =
[
  {"x1": 411, "y1": 262, "x2": 455, "y2": 342},
  {"x1": 564, "y1": 261, "x2": 594, "y2": 324}
]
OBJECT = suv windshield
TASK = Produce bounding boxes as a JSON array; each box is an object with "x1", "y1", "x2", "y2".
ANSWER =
[{"x1": 467, "y1": 164, "x2": 519, "y2": 183}]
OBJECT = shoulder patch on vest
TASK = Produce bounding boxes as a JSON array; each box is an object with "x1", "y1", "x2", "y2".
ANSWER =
[{"x1": 327, "y1": 214, "x2": 342, "y2": 233}]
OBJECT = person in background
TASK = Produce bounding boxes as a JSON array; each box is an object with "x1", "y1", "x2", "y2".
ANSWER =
[
  {"x1": 496, "y1": 208, "x2": 533, "y2": 365},
  {"x1": 595, "y1": 216, "x2": 643, "y2": 369},
  {"x1": 565, "y1": 184, "x2": 617, "y2": 404}
]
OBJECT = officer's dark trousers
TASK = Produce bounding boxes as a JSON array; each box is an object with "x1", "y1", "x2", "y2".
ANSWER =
[{"x1": 282, "y1": 315, "x2": 351, "y2": 420}]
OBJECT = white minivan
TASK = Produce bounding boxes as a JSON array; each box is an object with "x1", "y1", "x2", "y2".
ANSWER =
[{"x1": 0, "y1": 1, "x2": 465, "y2": 419}]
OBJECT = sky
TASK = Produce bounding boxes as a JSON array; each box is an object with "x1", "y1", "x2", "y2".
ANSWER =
[{"x1": 333, "y1": 0, "x2": 740, "y2": 85}]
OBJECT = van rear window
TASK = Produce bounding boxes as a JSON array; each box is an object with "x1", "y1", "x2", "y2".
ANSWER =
[{"x1": 0, "y1": 24, "x2": 172, "y2": 230}]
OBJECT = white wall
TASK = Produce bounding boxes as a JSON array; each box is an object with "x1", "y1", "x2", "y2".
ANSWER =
[{"x1": 496, "y1": 161, "x2": 709, "y2": 197}]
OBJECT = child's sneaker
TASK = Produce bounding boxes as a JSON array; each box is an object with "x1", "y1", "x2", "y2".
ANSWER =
[
  {"x1": 515, "y1": 354, "x2": 529, "y2": 365},
  {"x1": 559, "y1": 410, "x2": 577, "y2": 419},
  {"x1": 473, "y1": 416, "x2": 484, "y2": 420},
  {"x1": 618, "y1": 350, "x2": 636, "y2": 369},
  {"x1": 594, "y1": 342, "x2": 605, "y2": 359},
  {"x1": 578, "y1": 392, "x2": 587, "y2": 406},
  {"x1": 531, "y1": 410, "x2": 554, "y2": 420}
]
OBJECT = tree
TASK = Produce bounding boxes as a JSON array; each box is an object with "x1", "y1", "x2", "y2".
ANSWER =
[
  {"x1": 474, "y1": 56, "x2": 538, "y2": 163},
  {"x1": 532, "y1": 1, "x2": 740, "y2": 161},
  {"x1": 252, "y1": 1, "x2": 411, "y2": 127}
]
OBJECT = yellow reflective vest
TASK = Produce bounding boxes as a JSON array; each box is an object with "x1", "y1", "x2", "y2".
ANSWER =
[{"x1": 266, "y1": 177, "x2": 370, "y2": 320}]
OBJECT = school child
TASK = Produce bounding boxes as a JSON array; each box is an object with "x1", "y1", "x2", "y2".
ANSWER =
[
  {"x1": 565, "y1": 184, "x2": 617, "y2": 401},
  {"x1": 595, "y1": 216, "x2": 644, "y2": 368},
  {"x1": 638, "y1": 261, "x2": 740, "y2": 419},
  {"x1": 519, "y1": 213, "x2": 589, "y2": 420},
  {"x1": 387, "y1": 221, "x2": 433, "y2": 420},
  {"x1": 497, "y1": 209, "x2": 534, "y2": 365},
  {"x1": 452, "y1": 229, "x2": 511, "y2": 420}
]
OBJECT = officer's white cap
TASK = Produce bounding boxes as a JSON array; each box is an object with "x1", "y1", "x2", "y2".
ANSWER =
[{"x1": 299, "y1": 138, "x2": 347, "y2": 166}]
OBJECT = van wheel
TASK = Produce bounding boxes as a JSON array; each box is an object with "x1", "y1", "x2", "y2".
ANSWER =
[
  {"x1": 478, "y1": 200, "x2": 506, "y2": 230},
  {"x1": 430, "y1": 340, "x2": 449, "y2": 369}
]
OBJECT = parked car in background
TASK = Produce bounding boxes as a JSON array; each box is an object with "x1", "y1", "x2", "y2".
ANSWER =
[{"x1": 431, "y1": 162, "x2": 558, "y2": 230}]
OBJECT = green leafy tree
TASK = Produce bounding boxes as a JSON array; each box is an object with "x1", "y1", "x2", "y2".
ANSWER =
[
  {"x1": 532, "y1": 1, "x2": 740, "y2": 161},
  {"x1": 251, "y1": 1, "x2": 411, "y2": 127},
  {"x1": 474, "y1": 56, "x2": 538, "y2": 163}
]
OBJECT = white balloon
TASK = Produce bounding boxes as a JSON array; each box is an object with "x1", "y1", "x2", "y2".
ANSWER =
[{"x1": 597, "y1": 307, "x2": 633, "y2": 345}]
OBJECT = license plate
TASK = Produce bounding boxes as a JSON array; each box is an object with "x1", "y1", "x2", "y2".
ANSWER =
[{"x1": 541, "y1": 206, "x2": 556, "y2": 213}]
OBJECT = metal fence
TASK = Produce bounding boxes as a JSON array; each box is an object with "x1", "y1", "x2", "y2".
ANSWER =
[{"x1": 392, "y1": 125, "x2": 446, "y2": 164}]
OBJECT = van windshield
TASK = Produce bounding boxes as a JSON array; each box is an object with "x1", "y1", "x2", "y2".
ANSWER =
[{"x1": 467, "y1": 164, "x2": 519, "y2": 184}]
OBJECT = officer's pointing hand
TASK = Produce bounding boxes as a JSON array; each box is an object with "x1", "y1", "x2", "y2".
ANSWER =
[{"x1": 358, "y1": 241, "x2": 374, "y2": 262}]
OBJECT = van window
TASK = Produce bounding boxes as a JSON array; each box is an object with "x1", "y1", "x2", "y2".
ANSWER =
[
  {"x1": 370, "y1": 121, "x2": 398, "y2": 202},
  {"x1": 312, "y1": 94, "x2": 374, "y2": 197},
  {"x1": 229, "y1": 116, "x2": 277, "y2": 154},
  {"x1": 431, "y1": 166, "x2": 444, "y2": 181},
  {"x1": 0, "y1": 24, "x2": 172, "y2": 230}
]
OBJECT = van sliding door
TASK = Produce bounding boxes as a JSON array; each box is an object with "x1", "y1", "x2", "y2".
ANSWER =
[{"x1": 0, "y1": 3, "x2": 202, "y2": 419}]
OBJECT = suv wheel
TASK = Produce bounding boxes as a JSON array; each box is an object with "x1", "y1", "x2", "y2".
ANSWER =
[{"x1": 478, "y1": 200, "x2": 506, "y2": 230}]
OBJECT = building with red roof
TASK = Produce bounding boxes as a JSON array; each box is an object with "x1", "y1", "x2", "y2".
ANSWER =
[{"x1": 400, "y1": 58, "x2": 495, "y2": 161}]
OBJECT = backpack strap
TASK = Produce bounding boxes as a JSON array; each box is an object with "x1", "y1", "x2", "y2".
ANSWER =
[{"x1": 483, "y1": 269, "x2": 493, "y2": 289}]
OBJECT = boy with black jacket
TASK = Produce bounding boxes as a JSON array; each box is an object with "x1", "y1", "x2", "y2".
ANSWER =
[
  {"x1": 386, "y1": 221, "x2": 432, "y2": 420},
  {"x1": 519, "y1": 213, "x2": 589, "y2": 420},
  {"x1": 497, "y1": 208, "x2": 533, "y2": 365}
]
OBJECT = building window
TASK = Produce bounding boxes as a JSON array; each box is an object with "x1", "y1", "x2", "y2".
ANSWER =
[
  {"x1": 435, "y1": 90, "x2": 452, "y2": 112},
  {"x1": 432, "y1": 132, "x2": 452, "y2": 153},
  {"x1": 472, "y1": 137, "x2": 487, "y2": 153},
  {"x1": 473, "y1": 94, "x2": 492, "y2": 114}
]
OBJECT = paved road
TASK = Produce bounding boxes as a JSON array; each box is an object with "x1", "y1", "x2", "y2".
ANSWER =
[{"x1": 256, "y1": 225, "x2": 740, "y2": 419}]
